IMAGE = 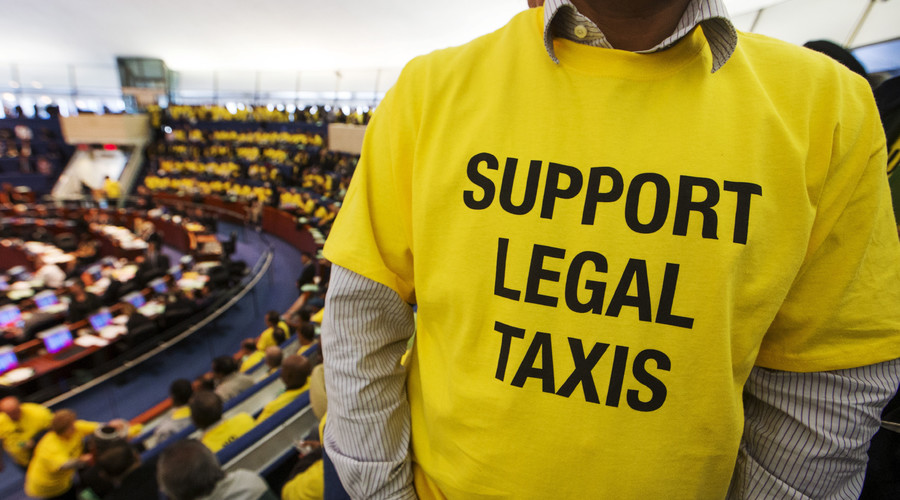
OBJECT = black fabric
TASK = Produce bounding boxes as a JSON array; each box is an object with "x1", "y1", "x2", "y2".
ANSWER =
[
  {"x1": 68, "y1": 293, "x2": 103, "y2": 323},
  {"x1": 104, "y1": 462, "x2": 159, "y2": 500}
]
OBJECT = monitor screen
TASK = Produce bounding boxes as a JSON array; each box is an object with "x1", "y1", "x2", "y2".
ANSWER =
[
  {"x1": 89, "y1": 309, "x2": 113, "y2": 331},
  {"x1": 33, "y1": 291, "x2": 60, "y2": 310},
  {"x1": 150, "y1": 278, "x2": 167, "y2": 294},
  {"x1": 0, "y1": 347, "x2": 18, "y2": 374},
  {"x1": 39, "y1": 326, "x2": 73, "y2": 354},
  {"x1": 169, "y1": 266, "x2": 183, "y2": 281},
  {"x1": 0, "y1": 305, "x2": 22, "y2": 329},
  {"x1": 85, "y1": 264, "x2": 103, "y2": 282},
  {"x1": 123, "y1": 292, "x2": 145, "y2": 309},
  {"x1": 0, "y1": 280, "x2": 9, "y2": 292}
]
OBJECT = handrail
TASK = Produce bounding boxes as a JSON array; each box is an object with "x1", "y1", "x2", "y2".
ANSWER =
[{"x1": 42, "y1": 240, "x2": 273, "y2": 408}]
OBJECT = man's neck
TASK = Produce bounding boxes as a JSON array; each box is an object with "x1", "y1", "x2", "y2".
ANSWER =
[{"x1": 569, "y1": 0, "x2": 692, "y2": 51}]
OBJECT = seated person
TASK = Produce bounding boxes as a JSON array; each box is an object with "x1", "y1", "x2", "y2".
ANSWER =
[
  {"x1": 256, "y1": 310, "x2": 289, "y2": 351},
  {"x1": 211, "y1": 355, "x2": 254, "y2": 403},
  {"x1": 256, "y1": 354, "x2": 311, "y2": 423},
  {"x1": 298, "y1": 323, "x2": 317, "y2": 348},
  {"x1": 73, "y1": 233, "x2": 100, "y2": 270},
  {"x1": 33, "y1": 255, "x2": 66, "y2": 289},
  {"x1": 283, "y1": 307, "x2": 311, "y2": 334},
  {"x1": 0, "y1": 396, "x2": 52, "y2": 468},
  {"x1": 157, "y1": 439, "x2": 276, "y2": 500},
  {"x1": 120, "y1": 302, "x2": 149, "y2": 330},
  {"x1": 189, "y1": 391, "x2": 254, "y2": 453},
  {"x1": 96, "y1": 440, "x2": 158, "y2": 500},
  {"x1": 150, "y1": 378, "x2": 194, "y2": 446},
  {"x1": 238, "y1": 339, "x2": 263, "y2": 373},
  {"x1": 136, "y1": 240, "x2": 170, "y2": 285},
  {"x1": 263, "y1": 346, "x2": 283, "y2": 375},
  {"x1": 66, "y1": 279, "x2": 103, "y2": 324},
  {"x1": 25, "y1": 409, "x2": 99, "y2": 499}
]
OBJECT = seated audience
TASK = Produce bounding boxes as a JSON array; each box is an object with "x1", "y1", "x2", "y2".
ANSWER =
[
  {"x1": 151, "y1": 378, "x2": 194, "y2": 446},
  {"x1": 157, "y1": 439, "x2": 276, "y2": 500},
  {"x1": 211, "y1": 355, "x2": 254, "y2": 402},
  {"x1": 189, "y1": 391, "x2": 253, "y2": 453},
  {"x1": 256, "y1": 354, "x2": 311, "y2": 423},
  {"x1": 25, "y1": 409, "x2": 98, "y2": 499}
]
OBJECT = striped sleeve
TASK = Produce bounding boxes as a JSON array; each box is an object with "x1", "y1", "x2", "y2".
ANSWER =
[
  {"x1": 728, "y1": 359, "x2": 900, "y2": 499},
  {"x1": 322, "y1": 265, "x2": 417, "y2": 500}
]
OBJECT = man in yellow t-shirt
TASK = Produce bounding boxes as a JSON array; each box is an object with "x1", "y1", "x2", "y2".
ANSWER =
[
  {"x1": 321, "y1": 1, "x2": 900, "y2": 499},
  {"x1": 25, "y1": 410, "x2": 99, "y2": 499},
  {"x1": 0, "y1": 396, "x2": 52, "y2": 468},
  {"x1": 190, "y1": 391, "x2": 254, "y2": 453},
  {"x1": 256, "y1": 354, "x2": 311, "y2": 423}
]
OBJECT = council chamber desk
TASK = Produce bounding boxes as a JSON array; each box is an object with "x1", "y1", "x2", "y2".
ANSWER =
[{"x1": 150, "y1": 192, "x2": 318, "y2": 256}]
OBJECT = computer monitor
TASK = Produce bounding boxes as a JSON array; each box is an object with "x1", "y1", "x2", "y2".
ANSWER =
[
  {"x1": 169, "y1": 266, "x2": 183, "y2": 282},
  {"x1": 149, "y1": 278, "x2": 167, "y2": 294},
  {"x1": 0, "y1": 305, "x2": 22, "y2": 329},
  {"x1": 0, "y1": 347, "x2": 18, "y2": 375},
  {"x1": 89, "y1": 308, "x2": 113, "y2": 331},
  {"x1": 85, "y1": 264, "x2": 103, "y2": 282},
  {"x1": 123, "y1": 292, "x2": 145, "y2": 309},
  {"x1": 33, "y1": 291, "x2": 60, "y2": 310},
  {"x1": 38, "y1": 326, "x2": 74, "y2": 354}
]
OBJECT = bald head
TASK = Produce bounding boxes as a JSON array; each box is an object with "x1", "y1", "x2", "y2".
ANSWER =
[
  {"x1": 0, "y1": 396, "x2": 21, "y2": 421},
  {"x1": 280, "y1": 355, "x2": 311, "y2": 390},
  {"x1": 264, "y1": 346, "x2": 282, "y2": 369}
]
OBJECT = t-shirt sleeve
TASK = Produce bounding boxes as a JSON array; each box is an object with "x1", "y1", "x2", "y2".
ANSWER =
[
  {"x1": 757, "y1": 75, "x2": 900, "y2": 372},
  {"x1": 323, "y1": 62, "x2": 421, "y2": 303}
]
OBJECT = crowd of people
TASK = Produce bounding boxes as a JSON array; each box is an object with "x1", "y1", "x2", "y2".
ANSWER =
[{"x1": 0, "y1": 255, "x2": 331, "y2": 499}]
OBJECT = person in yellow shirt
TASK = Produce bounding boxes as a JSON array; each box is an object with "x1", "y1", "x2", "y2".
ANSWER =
[
  {"x1": 0, "y1": 396, "x2": 52, "y2": 468},
  {"x1": 190, "y1": 391, "x2": 254, "y2": 453},
  {"x1": 256, "y1": 310, "x2": 289, "y2": 351},
  {"x1": 320, "y1": 1, "x2": 900, "y2": 498},
  {"x1": 25, "y1": 409, "x2": 99, "y2": 499},
  {"x1": 103, "y1": 176, "x2": 121, "y2": 203},
  {"x1": 256, "y1": 354, "x2": 311, "y2": 423}
]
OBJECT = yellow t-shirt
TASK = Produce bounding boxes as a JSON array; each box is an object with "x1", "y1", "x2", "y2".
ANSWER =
[
  {"x1": 282, "y1": 459, "x2": 324, "y2": 500},
  {"x1": 104, "y1": 178, "x2": 121, "y2": 199},
  {"x1": 323, "y1": 9, "x2": 900, "y2": 499},
  {"x1": 256, "y1": 384, "x2": 309, "y2": 424},
  {"x1": 0, "y1": 403, "x2": 52, "y2": 466},
  {"x1": 257, "y1": 320, "x2": 290, "y2": 351},
  {"x1": 201, "y1": 412, "x2": 254, "y2": 453},
  {"x1": 240, "y1": 350, "x2": 266, "y2": 373},
  {"x1": 25, "y1": 421, "x2": 99, "y2": 498}
]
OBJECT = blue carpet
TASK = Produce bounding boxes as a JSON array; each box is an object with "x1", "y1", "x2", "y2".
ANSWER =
[{"x1": 0, "y1": 223, "x2": 306, "y2": 499}]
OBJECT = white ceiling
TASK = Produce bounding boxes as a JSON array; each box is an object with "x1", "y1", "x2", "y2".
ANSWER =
[{"x1": 0, "y1": 0, "x2": 897, "y2": 97}]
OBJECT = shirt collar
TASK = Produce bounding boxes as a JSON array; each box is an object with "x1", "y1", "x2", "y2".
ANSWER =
[{"x1": 541, "y1": 0, "x2": 737, "y2": 73}]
